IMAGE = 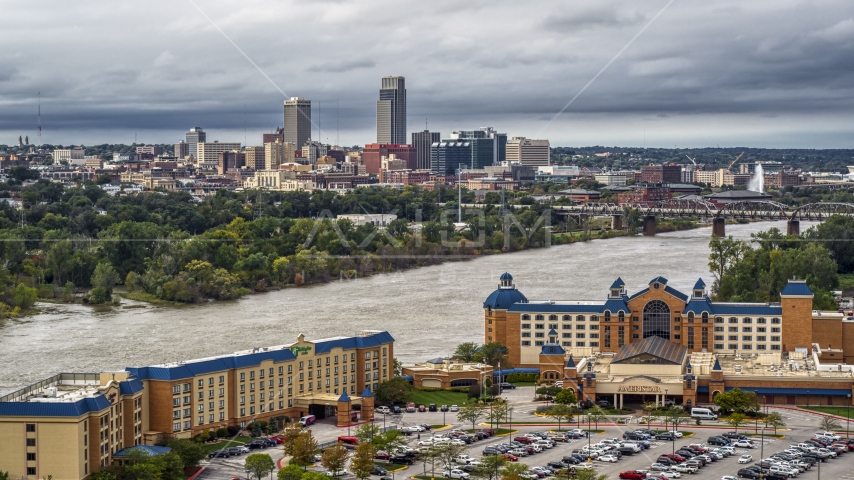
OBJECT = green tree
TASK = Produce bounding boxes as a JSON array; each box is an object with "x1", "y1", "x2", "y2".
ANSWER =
[
  {"x1": 91, "y1": 261, "x2": 120, "y2": 299},
  {"x1": 245, "y1": 453, "x2": 276, "y2": 480},
  {"x1": 12, "y1": 283, "x2": 37, "y2": 309},
  {"x1": 471, "y1": 454, "x2": 508, "y2": 480},
  {"x1": 373, "y1": 377, "x2": 414, "y2": 405},
  {"x1": 764, "y1": 412, "x2": 786, "y2": 434},
  {"x1": 453, "y1": 342, "x2": 480, "y2": 362},
  {"x1": 278, "y1": 464, "x2": 305, "y2": 480},
  {"x1": 639, "y1": 402, "x2": 659, "y2": 426},
  {"x1": 573, "y1": 470, "x2": 609, "y2": 480},
  {"x1": 166, "y1": 438, "x2": 207, "y2": 467},
  {"x1": 807, "y1": 215, "x2": 854, "y2": 273},
  {"x1": 500, "y1": 462, "x2": 529, "y2": 480},
  {"x1": 546, "y1": 404, "x2": 574, "y2": 431},
  {"x1": 432, "y1": 443, "x2": 469, "y2": 474},
  {"x1": 457, "y1": 404, "x2": 487, "y2": 430},
  {"x1": 586, "y1": 406, "x2": 607, "y2": 430},
  {"x1": 554, "y1": 389, "x2": 577, "y2": 406},
  {"x1": 819, "y1": 416, "x2": 843, "y2": 432},
  {"x1": 321, "y1": 443, "x2": 349, "y2": 477},
  {"x1": 350, "y1": 440, "x2": 375, "y2": 480},
  {"x1": 726, "y1": 413, "x2": 748, "y2": 434},
  {"x1": 88, "y1": 470, "x2": 117, "y2": 480},
  {"x1": 713, "y1": 387, "x2": 757, "y2": 415},
  {"x1": 474, "y1": 342, "x2": 512, "y2": 368},
  {"x1": 290, "y1": 431, "x2": 318, "y2": 469},
  {"x1": 282, "y1": 423, "x2": 305, "y2": 457}
]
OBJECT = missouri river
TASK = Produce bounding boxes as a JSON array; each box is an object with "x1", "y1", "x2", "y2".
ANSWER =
[{"x1": 0, "y1": 220, "x2": 809, "y2": 394}]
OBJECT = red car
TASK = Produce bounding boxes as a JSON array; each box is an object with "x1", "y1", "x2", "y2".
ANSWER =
[
  {"x1": 374, "y1": 451, "x2": 391, "y2": 460},
  {"x1": 514, "y1": 436, "x2": 534, "y2": 444},
  {"x1": 619, "y1": 471, "x2": 647, "y2": 480},
  {"x1": 661, "y1": 453, "x2": 685, "y2": 462},
  {"x1": 269, "y1": 436, "x2": 284, "y2": 444},
  {"x1": 501, "y1": 453, "x2": 518, "y2": 462},
  {"x1": 418, "y1": 405, "x2": 427, "y2": 412}
]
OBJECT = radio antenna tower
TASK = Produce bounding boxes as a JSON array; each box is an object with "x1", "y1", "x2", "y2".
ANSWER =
[{"x1": 37, "y1": 92, "x2": 42, "y2": 139}]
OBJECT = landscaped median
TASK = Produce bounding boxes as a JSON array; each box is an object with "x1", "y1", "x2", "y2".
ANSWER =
[{"x1": 200, "y1": 435, "x2": 253, "y2": 453}]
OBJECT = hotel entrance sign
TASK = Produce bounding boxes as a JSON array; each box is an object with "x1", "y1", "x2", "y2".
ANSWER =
[{"x1": 617, "y1": 385, "x2": 662, "y2": 393}]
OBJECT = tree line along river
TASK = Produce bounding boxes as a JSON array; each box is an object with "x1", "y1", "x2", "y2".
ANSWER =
[{"x1": 0, "y1": 220, "x2": 804, "y2": 395}]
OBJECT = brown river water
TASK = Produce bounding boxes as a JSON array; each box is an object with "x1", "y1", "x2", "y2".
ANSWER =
[{"x1": 0, "y1": 220, "x2": 807, "y2": 394}]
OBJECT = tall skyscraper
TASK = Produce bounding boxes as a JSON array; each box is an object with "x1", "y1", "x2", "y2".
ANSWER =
[
  {"x1": 185, "y1": 127, "x2": 206, "y2": 159},
  {"x1": 174, "y1": 140, "x2": 190, "y2": 159},
  {"x1": 411, "y1": 130, "x2": 440, "y2": 170},
  {"x1": 377, "y1": 76, "x2": 407, "y2": 144},
  {"x1": 506, "y1": 137, "x2": 550, "y2": 166},
  {"x1": 284, "y1": 97, "x2": 312, "y2": 149}
]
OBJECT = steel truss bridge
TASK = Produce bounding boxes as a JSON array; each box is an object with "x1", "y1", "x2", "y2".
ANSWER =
[{"x1": 552, "y1": 200, "x2": 854, "y2": 236}]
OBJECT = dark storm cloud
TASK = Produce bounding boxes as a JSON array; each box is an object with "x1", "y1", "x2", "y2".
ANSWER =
[{"x1": 0, "y1": 0, "x2": 852, "y2": 147}]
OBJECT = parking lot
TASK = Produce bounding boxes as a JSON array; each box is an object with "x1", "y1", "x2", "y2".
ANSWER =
[{"x1": 198, "y1": 388, "x2": 854, "y2": 480}]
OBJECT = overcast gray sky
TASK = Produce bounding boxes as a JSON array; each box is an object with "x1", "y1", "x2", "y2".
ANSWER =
[{"x1": 1, "y1": 0, "x2": 853, "y2": 148}]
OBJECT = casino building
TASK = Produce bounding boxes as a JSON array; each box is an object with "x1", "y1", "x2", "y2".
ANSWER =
[
  {"x1": 484, "y1": 273, "x2": 854, "y2": 409},
  {"x1": 0, "y1": 330, "x2": 392, "y2": 480}
]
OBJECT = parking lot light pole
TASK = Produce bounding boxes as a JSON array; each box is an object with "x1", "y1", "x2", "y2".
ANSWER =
[
  {"x1": 587, "y1": 413, "x2": 591, "y2": 462},
  {"x1": 848, "y1": 394, "x2": 851, "y2": 439}
]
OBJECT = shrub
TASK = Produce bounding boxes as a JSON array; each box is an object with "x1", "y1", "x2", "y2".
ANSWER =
[{"x1": 216, "y1": 427, "x2": 229, "y2": 438}]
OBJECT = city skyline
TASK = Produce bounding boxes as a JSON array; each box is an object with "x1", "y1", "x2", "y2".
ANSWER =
[{"x1": 0, "y1": 1, "x2": 852, "y2": 148}]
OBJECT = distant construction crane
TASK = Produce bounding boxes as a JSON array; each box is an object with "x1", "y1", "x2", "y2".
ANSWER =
[
  {"x1": 728, "y1": 152, "x2": 745, "y2": 172},
  {"x1": 685, "y1": 154, "x2": 697, "y2": 165}
]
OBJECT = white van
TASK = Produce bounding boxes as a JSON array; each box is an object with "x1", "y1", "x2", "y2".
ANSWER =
[
  {"x1": 299, "y1": 414, "x2": 316, "y2": 426},
  {"x1": 690, "y1": 407, "x2": 718, "y2": 420},
  {"x1": 377, "y1": 406, "x2": 390, "y2": 415}
]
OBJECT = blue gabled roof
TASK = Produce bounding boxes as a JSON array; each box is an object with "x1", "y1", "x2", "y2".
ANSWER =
[
  {"x1": 314, "y1": 331, "x2": 395, "y2": 355},
  {"x1": 566, "y1": 355, "x2": 576, "y2": 368},
  {"x1": 683, "y1": 297, "x2": 712, "y2": 314},
  {"x1": 712, "y1": 358, "x2": 722, "y2": 371},
  {"x1": 693, "y1": 278, "x2": 706, "y2": 290},
  {"x1": 0, "y1": 394, "x2": 112, "y2": 417},
  {"x1": 664, "y1": 286, "x2": 689, "y2": 302},
  {"x1": 361, "y1": 387, "x2": 373, "y2": 398},
  {"x1": 548, "y1": 329, "x2": 558, "y2": 336},
  {"x1": 119, "y1": 378, "x2": 144, "y2": 395},
  {"x1": 684, "y1": 298, "x2": 782, "y2": 316},
  {"x1": 484, "y1": 288, "x2": 528, "y2": 310},
  {"x1": 114, "y1": 445, "x2": 171, "y2": 457},
  {"x1": 781, "y1": 281, "x2": 813, "y2": 296},
  {"x1": 610, "y1": 277, "x2": 625, "y2": 289},
  {"x1": 541, "y1": 344, "x2": 565, "y2": 355},
  {"x1": 649, "y1": 276, "x2": 668, "y2": 285},
  {"x1": 338, "y1": 391, "x2": 350, "y2": 402}
]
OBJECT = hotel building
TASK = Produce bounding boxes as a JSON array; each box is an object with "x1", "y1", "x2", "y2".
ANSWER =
[
  {"x1": 484, "y1": 273, "x2": 854, "y2": 409},
  {"x1": 0, "y1": 331, "x2": 392, "y2": 479}
]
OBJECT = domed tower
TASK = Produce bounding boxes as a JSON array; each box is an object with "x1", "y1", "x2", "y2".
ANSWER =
[{"x1": 483, "y1": 272, "x2": 527, "y2": 350}]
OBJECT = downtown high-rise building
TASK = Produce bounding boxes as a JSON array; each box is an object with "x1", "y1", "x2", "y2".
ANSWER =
[
  {"x1": 185, "y1": 127, "x2": 206, "y2": 159},
  {"x1": 283, "y1": 97, "x2": 312, "y2": 149},
  {"x1": 506, "y1": 137, "x2": 550, "y2": 166},
  {"x1": 411, "y1": 130, "x2": 440, "y2": 170},
  {"x1": 376, "y1": 76, "x2": 407, "y2": 144},
  {"x1": 450, "y1": 127, "x2": 507, "y2": 169}
]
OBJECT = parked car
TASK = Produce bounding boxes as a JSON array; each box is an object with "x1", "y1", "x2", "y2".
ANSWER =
[
  {"x1": 739, "y1": 454, "x2": 754, "y2": 464},
  {"x1": 392, "y1": 406, "x2": 402, "y2": 414},
  {"x1": 377, "y1": 406, "x2": 391, "y2": 414},
  {"x1": 209, "y1": 449, "x2": 230, "y2": 458},
  {"x1": 619, "y1": 471, "x2": 647, "y2": 480},
  {"x1": 371, "y1": 467, "x2": 388, "y2": 476},
  {"x1": 418, "y1": 405, "x2": 427, "y2": 412},
  {"x1": 650, "y1": 463, "x2": 670, "y2": 471},
  {"x1": 441, "y1": 404, "x2": 449, "y2": 411},
  {"x1": 390, "y1": 456, "x2": 415, "y2": 465},
  {"x1": 599, "y1": 454, "x2": 619, "y2": 463},
  {"x1": 443, "y1": 469, "x2": 470, "y2": 479},
  {"x1": 500, "y1": 382, "x2": 517, "y2": 390},
  {"x1": 429, "y1": 404, "x2": 438, "y2": 412},
  {"x1": 374, "y1": 451, "x2": 392, "y2": 460},
  {"x1": 450, "y1": 405, "x2": 460, "y2": 412}
]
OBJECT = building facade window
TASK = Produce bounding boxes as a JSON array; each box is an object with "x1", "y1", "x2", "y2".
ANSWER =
[{"x1": 642, "y1": 300, "x2": 671, "y2": 340}]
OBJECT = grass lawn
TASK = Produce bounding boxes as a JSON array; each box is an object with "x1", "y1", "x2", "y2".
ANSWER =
[
  {"x1": 744, "y1": 432, "x2": 786, "y2": 439},
  {"x1": 200, "y1": 436, "x2": 253, "y2": 454},
  {"x1": 431, "y1": 424, "x2": 449, "y2": 430},
  {"x1": 802, "y1": 406, "x2": 854, "y2": 419},
  {"x1": 374, "y1": 462, "x2": 409, "y2": 472},
  {"x1": 411, "y1": 390, "x2": 471, "y2": 408}
]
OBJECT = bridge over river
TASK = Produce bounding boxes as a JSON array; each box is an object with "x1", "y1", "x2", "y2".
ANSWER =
[{"x1": 455, "y1": 200, "x2": 854, "y2": 236}]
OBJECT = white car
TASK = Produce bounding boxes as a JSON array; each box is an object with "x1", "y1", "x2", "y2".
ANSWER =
[
  {"x1": 671, "y1": 465, "x2": 696, "y2": 474},
  {"x1": 733, "y1": 440, "x2": 755, "y2": 448},
  {"x1": 449, "y1": 439, "x2": 466, "y2": 446},
  {"x1": 236, "y1": 446, "x2": 250, "y2": 453},
  {"x1": 722, "y1": 476, "x2": 740, "y2": 480},
  {"x1": 450, "y1": 405, "x2": 460, "y2": 412},
  {"x1": 650, "y1": 463, "x2": 670, "y2": 471},
  {"x1": 418, "y1": 439, "x2": 434, "y2": 446},
  {"x1": 443, "y1": 469, "x2": 470, "y2": 479},
  {"x1": 510, "y1": 449, "x2": 530, "y2": 457},
  {"x1": 455, "y1": 455, "x2": 474, "y2": 464},
  {"x1": 673, "y1": 431, "x2": 684, "y2": 438},
  {"x1": 659, "y1": 471, "x2": 681, "y2": 479},
  {"x1": 599, "y1": 454, "x2": 618, "y2": 463},
  {"x1": 738, "y1": 454, "x2": 753, "y2": 464}
]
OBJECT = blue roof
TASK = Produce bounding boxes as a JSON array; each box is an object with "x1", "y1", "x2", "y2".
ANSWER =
[
  {"x1": 664, "y1": 286, "x2": 689, "y2": 302},
  {"x1": 338, "y1": 391, "x2": 350, "y2": 402},
  {"x1": 540, "y1": 344, "x2": 565, "y2": 355},
  {"x1": 0, "y1": 394, "x2": 111, "y2": 417},
  {"x1": 548, "y1": 329, "x2": 558, "y2": 336},
  {"x1": 509, "y1": 298, "x2": 628, "y2": 314},
  {"x1": 114, "y1": 445, "x2": 171, "y2": 457},
  {"x1": 693, "y1": 278, "x2": 706, "y2": 290},
  {"x1": 400, "y1": 375, "x2": 414, "y2": 381},
  {"x1": 500, "y1": 272, "x2": 513, "y2": 281},
  {"x1": 781, "y1": 281, "x2": 813, "y2": 296},
  {"x1": 697, "y1": 386, "x2": 851, "y2": 396},
  {"x1": 650, "y1": 276, "x2": 668, "y2": 285},
  {"x1": 492, "y1": 368, "x2": 540, "y2": 376},
  {"x1": 119, "y1": 378, "x2": 144, "y2": 395},
  {"x1": 566, "y1": 355, "x2": 576, "y2": 368},
  {"x1": 484, "y1": 288, "x2": 528, "y2": 310},
  {"x1": 361, "y1": 387, "x2": 373, "y2": 398},
  {"x1": 314, "y1": 331, "x2": 395, "y2": 355},
  {"x1": 712, "y1": 358, "x2": 722, "y2": 371},
  {"x1": 126, "y1": 332, "x2": 394, "y2": 382},
  {"x1": 610, "y1": 277, "x2": 625, "y2": 289},
  {"x1": 128, "y1": 348, "x2": 298, "y2": 381},
  {"x1": 683, "y1": 297, "x2": 782, "y2": 316}
]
